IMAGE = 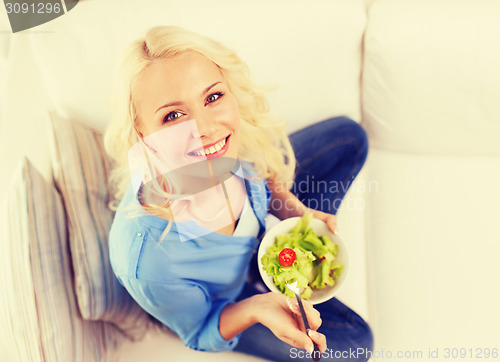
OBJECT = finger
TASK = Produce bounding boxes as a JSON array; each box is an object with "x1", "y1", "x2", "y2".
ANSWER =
[
  {"x1": 287, "y1": 298, "x2": 300, "y2": 314},
  {"x1": 276, "y1": 323, "x2": 314, "y2": 353},
  {"x1": 296, "y1": 299, "x2": 322, "y2": 330},
  {"x1": 288, "y1": 300, "x2": 322, "y2": 334},
  {"x1": 326, "y1": 215, "x2": 338, "y2": 234},
  {"x1": 311, "y1": 209, "x2": 338, "y2": 234},
  {"x1": 287, "y1": 299, "x2": 306, "y2": 331},
  {"x1": 308, "y1": 329, "x2": 327, "y2": 353},
  {"x1": 282, "y1": 334, "x2": 315, "y2": 354},
  {"x1": 288, "y1": 298, "x2": 321, "y2": 322},
  {"x1": 293, "y1": 309, "x2": 306, "y2": 332},
  {"x1": 296, "y1": 330, "x2": 315, "y2": 353},
  {"x1": 310, "y1": 209, "x2": 327, "y2": 222}
]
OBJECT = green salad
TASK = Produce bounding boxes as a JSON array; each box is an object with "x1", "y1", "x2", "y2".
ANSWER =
[{"x1": 260, "y1": 212, "x2": 343, "y2": 299}]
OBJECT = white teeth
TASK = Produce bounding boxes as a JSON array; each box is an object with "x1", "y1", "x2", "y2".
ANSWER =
[{"x1": 192, "y1": 137, "x2": 226, "y2": 156}]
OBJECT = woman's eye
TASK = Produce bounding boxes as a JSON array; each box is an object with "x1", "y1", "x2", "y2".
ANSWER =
[
  {"x1": 164, "y1": 111, "x2": 183, "y2": 123},
  {"x1": 205, "y1": 92, "x2": 224, "y2": 105}
]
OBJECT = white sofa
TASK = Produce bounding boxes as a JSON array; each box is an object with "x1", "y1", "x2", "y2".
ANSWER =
[{"x1": 1, "y1": 0, "x2": 499, "y2": 361}]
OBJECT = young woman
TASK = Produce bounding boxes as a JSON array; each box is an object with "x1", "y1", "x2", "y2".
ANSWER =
[{"x1": 105, "y1": 26, "x2": 373, "y2": 361}]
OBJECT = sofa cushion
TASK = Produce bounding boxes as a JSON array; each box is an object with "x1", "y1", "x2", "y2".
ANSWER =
[
  {"x1": 48, "y1": 112, "x2": 150, "y2": 338},
  {"x1": 365, "y1": 149, "x2": 500, "y2": 352},
  {"x1": 363, "y1": 0, "x2": 500, "y2": 155},
  {"x1": 0, "y1": 158, "x2": 122, "y2": 361}
]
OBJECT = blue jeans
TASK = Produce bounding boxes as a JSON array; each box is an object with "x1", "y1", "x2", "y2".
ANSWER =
[{"x1": 234, "y1": 117, "x2": 373, "y2": 361}]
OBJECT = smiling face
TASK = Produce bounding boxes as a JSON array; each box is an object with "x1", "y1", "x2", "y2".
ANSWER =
[{"x1": 134, "y1": 51, "x2": 240, "y2": 167}]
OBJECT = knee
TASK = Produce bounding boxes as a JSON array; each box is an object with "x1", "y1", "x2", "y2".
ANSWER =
[
  {"x1": 322, "y1": 116, "x2": 368, "y2": 151},
  {"x1": 357, "y1": 318, "x2": 375, "y2": 358},
  {"x1": 350, "y1": 120, "x2": 369, "y2": 165},
  {"x1": 323, "y1": 116, "x2": 369, "y2": 166},
  {"x1": 341, "y1": 319, "x2": 374, "y2": 362},
  {"x1": 321, "y1": 304, "x2": 374, "y2": 360},
  {"x1": 345, "y1": 118, "x2": 368, "y2": 151},
  {"x1": 342, "y1": 315, "x2": 374, "y2": 362}
]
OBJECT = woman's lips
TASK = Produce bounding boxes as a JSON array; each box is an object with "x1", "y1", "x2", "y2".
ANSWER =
[{"x1": 187, "y1": 135, "x2": 230, "y2": 159}]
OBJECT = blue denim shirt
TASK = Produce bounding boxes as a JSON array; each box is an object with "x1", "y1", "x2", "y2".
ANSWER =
[{"x1": 108, "y1": 165, "x2": 270, "y2": 352}]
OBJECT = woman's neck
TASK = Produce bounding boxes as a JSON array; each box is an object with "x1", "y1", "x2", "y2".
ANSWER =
[{"x1": 140, "y1": 172, "x2": 247, "y2": 236}]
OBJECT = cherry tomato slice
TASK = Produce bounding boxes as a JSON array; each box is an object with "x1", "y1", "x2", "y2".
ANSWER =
[{"x1": 278, "y1": 248, "x2": 296, "y2": 267}]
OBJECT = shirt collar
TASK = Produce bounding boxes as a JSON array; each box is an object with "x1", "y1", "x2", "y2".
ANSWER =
[{"x1": 125, "y1": 159, "x2": 269, "y2": 235}]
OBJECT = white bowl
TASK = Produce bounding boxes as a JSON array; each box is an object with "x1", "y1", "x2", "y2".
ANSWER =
[{"x1": 257, "y1": 217, "x2": 349, "y2": 304}]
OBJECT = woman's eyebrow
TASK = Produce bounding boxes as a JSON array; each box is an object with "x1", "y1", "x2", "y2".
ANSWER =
[
  {"x1": 202, "y1": 81, "x2": 222, "y2": 95},
  {"x1": 154, "y1": 81, "x2": 222, "y2": 114},
  {"x1": 155, "y1": 101, "x2": 182, "y2": 114}
]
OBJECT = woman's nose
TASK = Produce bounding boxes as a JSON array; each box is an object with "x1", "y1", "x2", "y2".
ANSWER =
[{"x1": 192, "y1": 115, "x2": 216, "y2": 139}]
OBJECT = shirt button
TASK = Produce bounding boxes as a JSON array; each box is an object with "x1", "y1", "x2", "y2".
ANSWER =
[{"x1": 137, "y1": 232, "x2": 142, "y2": 237}]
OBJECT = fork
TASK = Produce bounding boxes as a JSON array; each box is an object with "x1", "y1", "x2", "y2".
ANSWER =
[{"x1": 286, "y1": 281, "x2": 321, "y2": 361}]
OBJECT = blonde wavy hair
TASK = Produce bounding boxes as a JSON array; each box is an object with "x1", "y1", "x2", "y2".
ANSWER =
[{"x1": 104, "y1": 25, "x2": 295, "y2": 213}]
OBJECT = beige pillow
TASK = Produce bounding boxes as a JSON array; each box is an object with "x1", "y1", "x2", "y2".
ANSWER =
[
  {"x1": 0, "y1": 158, "x2": 122, "y2": 361},
  {"x1": 48, "y1": 111, "x2": 150, "y2": 339}
]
